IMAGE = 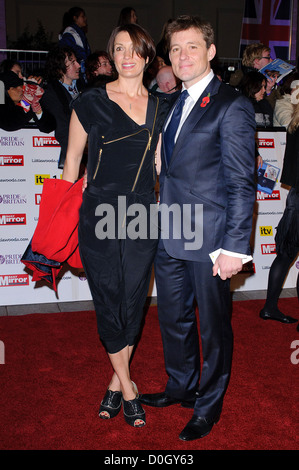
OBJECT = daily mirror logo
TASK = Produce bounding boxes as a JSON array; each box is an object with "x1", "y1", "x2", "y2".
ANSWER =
[
  {"x1": 35, "y1": 194, "x2": 42, "y2": 205},
  {"x1": 256, "y1": 190, "x2": 280, "y2": 201},
  {"x1": 32, "y1": 136, "x2": 60, "y2": 147},
  {"x1": 261, "y1": 244, "x2": 276, "y2": 254},
  {"x1": 0, "y1": 214, "x2": 26, "y2": 225},
  {"x1": 0, "y1": 155, "x2": 24, "y2": 166},
  {"x1": 257, "y1": 138, "x2": 275, "y2": 148},
  {"x1": 0, "y1": 274, "x2": 29, "y2": 286}
]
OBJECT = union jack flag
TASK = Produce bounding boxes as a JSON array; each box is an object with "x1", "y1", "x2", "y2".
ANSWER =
[{"x1": 239, "y1": 0, "x2": 296, "y2": 61}]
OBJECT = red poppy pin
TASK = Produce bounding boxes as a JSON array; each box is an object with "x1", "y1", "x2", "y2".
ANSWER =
[{"x1": 200, "y1": 93, "x2": 210, "y2": 107}]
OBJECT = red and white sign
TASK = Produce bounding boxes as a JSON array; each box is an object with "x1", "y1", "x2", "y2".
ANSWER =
[
  {"x1": 257, "y1": 138, "x2": 275, "y2": 148},
  {"x1": 33, "y1": 136, "x2": 60, "y2": 147},
  {"x1": 0, "y1": 155, "x2": 24, "y2": 166},
  {"x1": 0, "y1": 273, "x2": 29, "y2": 286},
  {"x1": 261, "y1": 243, "x2": 276, "y2": 254},
  {"x1": 256, "y1": 190, "x2": 280, "y2": 201},
  {"x1": 0, "y1": 214, "x2": 26, "y2": 225}
]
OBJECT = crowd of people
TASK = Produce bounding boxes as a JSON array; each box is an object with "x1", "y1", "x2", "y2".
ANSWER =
[
  {"x1": 1, "y1": 7, "x2": 296, "y2": 140},
  {"x1": 1, "y1": 8, "x2": 297, "y2": 147},
  {"x1": 1, "y1": 7, "x2": 298, "y2": 442}
]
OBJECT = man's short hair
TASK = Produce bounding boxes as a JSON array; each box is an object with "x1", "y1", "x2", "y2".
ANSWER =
[
  {"x1": 242, "y1": 43, "x2": 270, "y2": 68},
  {"x1": 165, "y1": 15, "x2": 215, "y2": 50}
]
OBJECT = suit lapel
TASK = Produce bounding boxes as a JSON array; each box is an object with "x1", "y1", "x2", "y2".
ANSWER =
[{"x1": 166, "y1": 76, "x2": 221, "y2": 168}]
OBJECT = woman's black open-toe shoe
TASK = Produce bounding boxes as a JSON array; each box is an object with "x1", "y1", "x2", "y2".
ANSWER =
[
  {"x1": 122, "y1": 397, "x2": 146, "y2": 427},
  {"x1": 99, "y1": 389, "x2": 122, "y2": 419}
]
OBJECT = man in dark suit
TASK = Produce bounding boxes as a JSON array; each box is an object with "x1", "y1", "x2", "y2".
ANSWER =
[
  {"x1": 139, "y1": 16, "x2": 256, "y2": 441},
  {"x1": 41, "y1": 46, "x2": 83, "y2": 168}
]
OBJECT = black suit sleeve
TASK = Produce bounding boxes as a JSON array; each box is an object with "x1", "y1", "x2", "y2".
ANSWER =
[
  {"x1": 0, "y1": 101, "x2": 55, "y2": 133},
  {"x1": 32, "y1": 107, "x2": 56, "y2": 133}
]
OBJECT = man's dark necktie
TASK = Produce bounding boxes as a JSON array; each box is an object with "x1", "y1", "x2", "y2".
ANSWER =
[
  {"x1": 164, "y1": 89, "x2": 189, "y2": 164},
  {"x1": 68, "y1": 85, "x2": 78, "y2": 97}
]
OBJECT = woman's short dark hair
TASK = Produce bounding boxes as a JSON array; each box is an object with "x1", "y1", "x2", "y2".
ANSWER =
[
  {"x1": 240, "y1": 71, "x2": 266, "y2": 99},
  {"x1": 165, "y1": 15, "x2": 215, "y2": 50},
  {"x1": 107, "y1": 23, "x2": 156, "y2": 68},
  {"x1": 0, "y1": 59, "x2": 22, "y2": 74},
  {"x1": 117, "y1": 7, "x2": 136, "y2": 26},
  {"x1": 85, "y1": 50, "x2": 110, "y2": 79},
  {"x1": 61, "y1": 6, "x2": 85, "y2": 30}
]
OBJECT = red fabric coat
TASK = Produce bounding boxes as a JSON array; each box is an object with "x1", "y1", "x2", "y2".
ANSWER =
[{"x1": 22, "y1": 178, "x2": 83, "y2": 291}]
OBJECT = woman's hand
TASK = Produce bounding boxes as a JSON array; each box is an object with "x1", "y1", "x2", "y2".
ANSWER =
[
  {"x1": 82, "y1": 168, "x2": 88, "y2": 192},
  {"x1": 155, "y1": 134, "x2": 162, "y2": 175}
]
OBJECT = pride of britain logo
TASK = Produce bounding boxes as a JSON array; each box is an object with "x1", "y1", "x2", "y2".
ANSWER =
[
  {"x1": 0, "y1": 254, "x2": 22, "y2": 265},
  {"x1": 0, "y1": 194, "x2": 27, "y2": 204}
]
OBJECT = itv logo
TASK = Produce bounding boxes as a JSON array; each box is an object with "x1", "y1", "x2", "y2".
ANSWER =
[
  {"x1": 35, "y1": 174, "x2": 50, "y2": 185},
  {"x1": 259, "y1": 226, "x2": 273, "y2": 236}
]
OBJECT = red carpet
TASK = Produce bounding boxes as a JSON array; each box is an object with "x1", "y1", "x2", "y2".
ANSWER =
[{"x1": 0, "y1": 298, "x2": 298, "y2": 451}]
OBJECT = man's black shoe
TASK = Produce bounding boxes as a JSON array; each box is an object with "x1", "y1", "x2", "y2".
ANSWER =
[
  {"x1": 179, "y1": 415, "x2": 219, "y2": 441},
  {"x1": 259, "y1": 308, "x2": 297, "y2": 324},
  {"x1": 139, "y1": 392, "x2": 195, "y2": 408}
]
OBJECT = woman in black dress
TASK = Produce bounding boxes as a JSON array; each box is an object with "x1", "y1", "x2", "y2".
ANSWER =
[
  {"x1": 259, "y1": 91, "x2": 299, "y2": 326},
  {"x1": 62, "y1": 24, "x2": 169, "y2": 427}
]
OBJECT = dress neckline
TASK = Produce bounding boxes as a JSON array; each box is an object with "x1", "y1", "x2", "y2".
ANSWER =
[{"x1": 104, "y1": 85, "x2": 151, "y2": 128}]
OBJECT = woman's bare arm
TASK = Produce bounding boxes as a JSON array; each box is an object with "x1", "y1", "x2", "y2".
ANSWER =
[{"x1": 62, "y1": 110, "x2": 88, "y2": 183}]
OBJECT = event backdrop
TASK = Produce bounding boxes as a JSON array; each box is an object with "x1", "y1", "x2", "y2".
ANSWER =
[{"x1": 0, "y1": 127, "x2": 297, "y2": 306}]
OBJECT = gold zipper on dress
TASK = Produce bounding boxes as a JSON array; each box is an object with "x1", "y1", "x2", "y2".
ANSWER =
[
  {"x1": 131, "y1": 134, "x2": 151, "y2": 192},
  {"x1": 131, "y1": 98, "x2": 159, "y2": 192},
  {"x1": 92, "y1": 148, "x2": 103, "y2": 180},
  {"x1": 94, "y1": 97, "x2": 159, "y2": 189},
  {"x1": 92, "y1": 131, "x2": 148, "y2": 182},
  {"x1": 103, "y1": 97, "x2": 159, "y2": 229},
  {"x1": 103, "y1": 128, "x2": 149, "y2": 145}
]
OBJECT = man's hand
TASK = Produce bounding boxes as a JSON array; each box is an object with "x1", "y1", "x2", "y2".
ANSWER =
[
  {"x1": 27, "y1": 75, "x2": 43, "y2": 85},
  {"x1": 212, "y1": 253, "x2": 243, "y2": 280},
  {"x1": 256, "y1": 154, "x2": 263, "y2": 169},
  {"x1": 23, "y1": 82, "x2": 44, "y2": 115},
  {"x1": 266, "y1": 77, "x2": 276, "y2": 95}
]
